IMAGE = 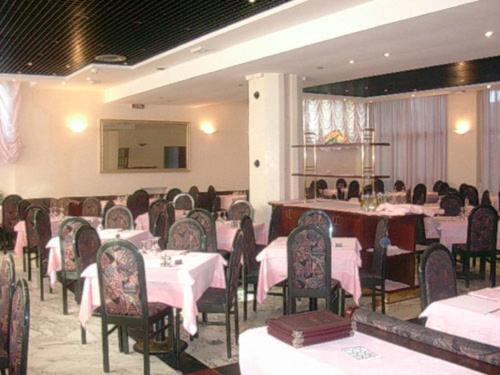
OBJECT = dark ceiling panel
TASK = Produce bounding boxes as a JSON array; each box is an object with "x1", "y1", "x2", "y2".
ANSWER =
[
  {"x1": 0, "y1": 0, "x2": 291, "y2": 76},
  {"x1": 304, "y1": 55, "x2": 500, "y2": 97}
]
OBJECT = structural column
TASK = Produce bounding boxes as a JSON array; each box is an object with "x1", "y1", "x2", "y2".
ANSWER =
[{"x1": 247, "y1": 73, "x2": 302, "y2": 224}]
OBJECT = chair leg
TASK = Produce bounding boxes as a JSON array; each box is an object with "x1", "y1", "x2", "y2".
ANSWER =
[
  {"x1": 118, "y1": 327, "x2": 124, "y2": 353},
  {"x1": 282, "y1": 284, "x2": 287, "y2": 315},
  {"x1": 243, "y1": 279, "x2": 248, "y2": 321},
  {"x1": 22, "y1": 248, "x2": 26, "y2": 272},
  {"x1": 252, "y1": 282, "x2": 257, "y2": 312},
  {"x1": 122, "y1": 327, "x2": 129, "y2": 354},
  {"x1": 40, "y1": 272, "x2": 44, "y2": 301},
  {"x1": 175, "y1": 309, "x2": 181, "y2": 363},
  {"x1": 62, "y1": 283, "x2": 68, "y2": 315},
  {"x1": 101, "y1": 320, "x2": 110, "y2": 373},
  {"x1": 464, "y1": 255, "x2": 470, "y2": 288},
  {"x1": 143, "y1": 327, "x2": 150, "y2": 375},
  {"x1": 234, "y1": 299, "x2": 240, "y2": 345},
  {"x1": 371, "y1": 288, "x2": 376, "y2": 311},
  {"x1": 491, "y1": 255, "x2": 497, "y2": 287},
  {"x1": 225, "y1": 309, "x2": 232, "y2": 358},
  {"x1": 81, "y1": 325, "x2": 87, "y2": 345},
  {"x1": 381, "y1": 284, "x2": 386, "y2": 314},
  {"x1": 27, "y1": 252, "x2": 32, "y2": 282}
]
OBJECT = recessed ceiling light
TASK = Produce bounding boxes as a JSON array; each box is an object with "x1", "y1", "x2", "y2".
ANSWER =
[
  {"x1": 61, "y1": 81, "x2": 67, "y2": 86},
  {"x1": 29, "y1": 81, "x2": 37, "y2": 87},
  {"x1": 486, "y1": 84, "x2": 492, "y2": 89},
  {"x1": 344, "y1": 89, "x2": 349, "y2": 93},
  {"x1": 11, "y1": 78, "x2": 16, "y2": 82},
  {"x1": 95, "y1": 54, "x2": 127, "y2": 63},
  {"x1": 86, "y1": 77, "x2": 91, "y2": 81},
  {"x1": 17, "y1": 71, "x2": 22, "y2": 74},
  {"x1": 27, "y1": 62, "x2": 33, "y2": 66},
  {"x1": 384, "y1": 52, "x2": 390, "y2": 57},
  {"x1": 91, "y1": 68, "x2": 98, "y2": 74},
  {"x1": 349, "y1": 60, "x2": 355, "y2": 64},
  {"x1": 248, "y1": 0, "x2": 256, "y2": 3},
  {"x1": 157, "y1": 67, "x2": 166, "y2": 71},
  {"x1": 411, "y1": 94, "x2": 415, "y2": 97},
  {"x1": 485, "y1": 31, "x2": 494, "y2": 38},
  {"x1": 65, "y1": 64, "x2": 71, "y2": 68},
  {"x1": 384, "y1": 88, "x2": 388, "y2": 92}
]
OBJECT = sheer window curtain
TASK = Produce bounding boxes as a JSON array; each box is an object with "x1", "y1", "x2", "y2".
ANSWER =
[
  {"x1": 478, "y1": 88, "x2": 500, "y2": 194},
  {"x1": 0, "y1": 82, "x2": 22, "y2": 163},
  {"x1": 303, "y1": 95, "x2": 366, "y2": 143},
  {"x1": 371, "y1": 95, "x2": 447, "y2": 189}
]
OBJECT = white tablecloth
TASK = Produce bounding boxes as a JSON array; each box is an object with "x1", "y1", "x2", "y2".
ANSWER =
[
  {"x1": 79, "y1": 251, "x2": 226, "y2": 335},
  {"x1": 239, "y1": 327, "x2": 479, "y2": 375}
]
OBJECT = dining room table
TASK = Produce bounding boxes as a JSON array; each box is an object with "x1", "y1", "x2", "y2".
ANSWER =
[
  {"x1": 419, "y1": 287, "x2": 500, "y2": 348},
  {"x1": 45, "y1": 228, "x2": 154, "y2": 286},
  {"x1": 218, "y1": 193, "x2": 247, "y2": 211},
  {"x1": 256, "y1": 236, "x2": 362, "y2": 305},
  {"x1": 13, "y1": 215, "x2": 102, "y2": 257},
  {"x1": 79, "y1": 250, "x2": 227, "y2": 336}
]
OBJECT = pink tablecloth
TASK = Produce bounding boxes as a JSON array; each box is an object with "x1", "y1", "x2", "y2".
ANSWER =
[
  {"x1": 218, "y1": 194, "x2": 246, "y2": 211},
  {"x1": 216, "y1": 220, "x2": 268, "y2": 251},
  {"x1": 420, "y1": 289, "x2": 500, "y2": 348},
  {"x1": 13, "y1": 216, "x2": 101, "y2": 257},
  {"x1": 79, "y1": 251, "x2": 226, "y2": 335},
  {"x1": 433, "y1": 217, "x2": 500, "y2": 249},
  {"x1": 239, "y1": 327, "x2": 479, "y2": 375},
  {"x1": 46, "y1": 229, "x2": 154, "y2": 286},
  {"x1": 256, "y1": 237, "x2": 362, "y2": 305}
]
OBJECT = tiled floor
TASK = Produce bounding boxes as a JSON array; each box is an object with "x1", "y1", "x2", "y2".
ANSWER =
[{"x1": 14, "y1": 253, "x2": 497, "y2": 374}]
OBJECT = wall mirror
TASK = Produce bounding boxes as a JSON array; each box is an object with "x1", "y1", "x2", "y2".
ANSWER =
[{"x1": 100, "y1": 119, "x2": 189, "y2": 173}]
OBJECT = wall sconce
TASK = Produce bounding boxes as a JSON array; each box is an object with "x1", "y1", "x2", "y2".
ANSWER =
[
  {"x1": 67, "y1": 114, "x2": 88, "y2": 133},
  {"x1": 200, "y1": 121, "x2": 216, "y2": 134},
  {"x1": 453, "y1": 119, "x2": 471, "y2": 135}
]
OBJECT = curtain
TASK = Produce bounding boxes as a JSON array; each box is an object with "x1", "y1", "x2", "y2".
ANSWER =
[
  {"x1": 478, "y1": 88, "x2": 500, "y2": 193},
  {"x1": 371, "y1": 95, "x2": 447, "y2": 189},
  {"x1": 0, "y1": 82, "x2": 22, "y2": 163},
  {"x1": 303, "y1": 95, "x2": 365, "y2": 143}
]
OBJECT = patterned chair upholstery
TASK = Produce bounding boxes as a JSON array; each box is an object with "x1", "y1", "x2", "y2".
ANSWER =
[
  {"x1": 347, "y1": 180, "x2": 360, "y2": 200},
  {"x1": 298, "y1": 209, "x2": 333, "y2": 237},
  {"x1": 206, "y1": 185, "x2": 217, "y2": 213},
  {"x1": 6, "y1": 279, "x2": 30, "y2": 375},
  {"x1": 419, "y1": 243, "x2": 457, "y2": 310},
  {"x1": 227, "y1": 200, "x2": 254, "y2": 221},
  {"x1": 154, "y1": 212, "x2": 170, "y2": 250},
  {"x1": 82, "y1": 197, "x2": 101, "y2": 217},
  {"x1": 268, "y1": 205, "x2": 282, "y2": 244},
  {"x1": 412, "y1": 183, "x2": 427, "y2": 205},
  {"x1": 464, "y1": 185, "x2": 479, "y2": 206},
  {"x1": 16, "y1": 200, "x2": 31, "y2": 222},
  {"x1": 127, "y1": 189, "x2": 150, "y2": 219},
  {"x1": 393, "y1": 180, "x2": 405, "y2": 192},
  {"x1": 196, "y1": 230, "x2": 244, "y2": 358},
  {"x1": 102, "y1": 200, "x2": 115, "y2": 223},
  {"x1": 0, "y1": 254, "x2": 16, "y2": 361},
  {"x1": 452, "y1": 205, "x2": 498, "y2": 287},
  {"x1": 188, "y1": 185, "x2": 199, "y2": 207},
  {"x1": 360, "y1": 217, "x2": 389, "y2": 313},
  {"x1": 1, "y1": 194, "x2": 22, "y2": 251},
  {"x1": 336, "y1": 178, "x2": 347, "y2": 200},
  {"x1": 188, "y1": 209, "x2": 217, "y2": 253},
  {"x1": 437, "y1": 182, "x2": 450, "y2": 196},
  {"x1": 166, "y1": 202, "x2": 175, "y2": 225},
  {"x1": 34, "y1": 208, "x2": 52, "y2": 301},
  {"x1": 58, "y1": 217, "x2": 90, "y2": 314},
  {"x1": 173, "y1": 193, "x2": 195, "y2": 211},
  {"x1": 24, "y1": 205, "x2": 48, "y2": 282},
  {"x1": 166, "y1": 188, "x2": 182, "y2": 202},
  {"x1": 481, "y1": 190, "x2": 492, "y2": 206},
  {"x1": 440, "y1": 194, "x2": 463, "y2": 216},
  {"x1": 352, "y1": 308, "x2": 500, "y2": 372},
  {"x1": 96, "y1": 240, "x2": 172, "y2": 374},
  {"x1": 286, "y1": 224, "x2": 339, "y2": 315},
  {"x1": 167, "y1": 218, "x2": 206, "y2": 252},
  {"x1": 432, "y1": 180, "x2": 443, "y2": 193},
  {"x1": 148, "y1": 199, "x2": 168, "y2": 234},
  {"x1": 57, "y1": 197, "x2": 73, "y2": 216},
  {"x1": 104, "y1": 206, "x2": 133, "y2": 230}
]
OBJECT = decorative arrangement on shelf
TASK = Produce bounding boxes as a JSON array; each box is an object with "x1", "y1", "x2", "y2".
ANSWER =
[
  {"x1": 323, "y1": 129, "x2": 347, "y2": 145},
  {"x1": 360, "y1": 193, "x2": 388, "y2": 212}
]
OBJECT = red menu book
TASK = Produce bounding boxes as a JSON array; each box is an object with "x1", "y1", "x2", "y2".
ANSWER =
[{"x1": 267, "y1": 310, "x2": 351, "y2": 348}]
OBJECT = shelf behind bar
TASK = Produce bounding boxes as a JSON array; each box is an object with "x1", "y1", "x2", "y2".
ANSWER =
[
  {"x1": 291, "y1": 142, "x2": 390, "y2": 148},
  {"x1": 292, "y1": 173, "x2": 390, "y2": 179}
]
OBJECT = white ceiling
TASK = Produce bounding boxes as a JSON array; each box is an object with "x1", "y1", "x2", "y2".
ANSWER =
[{"x1": 6, "y1": 0, "x2": 500, "y2": 106}]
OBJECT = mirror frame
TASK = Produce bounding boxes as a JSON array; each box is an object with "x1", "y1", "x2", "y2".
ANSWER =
[{"x1": 99, "y1": 119, "x2": 190, "y2": 173}]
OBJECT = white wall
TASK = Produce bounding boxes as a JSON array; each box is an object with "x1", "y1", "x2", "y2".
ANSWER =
[{"x1": 0, "y1": 85, "x2": 249, "y2": 198}]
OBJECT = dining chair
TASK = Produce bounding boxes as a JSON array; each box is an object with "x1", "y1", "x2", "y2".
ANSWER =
[
  {"x1": 440, "y1": 194, "x2": 463, "y2": 216},
  {"x1": 34, "y1": 208, "x2": 52, "y2": 301},
  {"x1": 96, "y1": 240, "x2": 173, "y2": 374},
  {"x1": 481, "y1": 190, "x2": 492, "y2": 206},
  {"x1": 148, "y1": 199, "x2": 168, "y2": 235},
  {"x1": 82, "y1": 197, "x2": 102, "y2": 217},
  {"x1": 167, "y1": 218, "x2": 206, "y2": 252},
  {"x1": 173, "y1": 193, "x2": 195, "y2": 211},
  {"x1": 452, "y1": 205, "x2": 498, "y2": 287},
  {"x1": 419, "y1": 243, "x2": 457, "y2": 310},
  {"x1": 268, "y1": 205, "x2": 282, "y2": 244},
  {"x1": 412, "y1": 183, "x2": 427, "y2": 205},
  {"x1": 166, "y1": 188, "x2": 182, "y2": 202},
  {"x1": 374, "y1": 178, "x2": 385, "y2": 193},
  {"x1": 458, "y1": 183, "x2": 469, "y2": 199},
  {"x1": 207, "y1": 185, "x2": 217, "y2": 213},
  {"x1": 154, "y1": 212, "x2": 170, "y2": 250},
  {"x1": 360, "y1": 217, "x2": 389, "y2": 313},
  {"x1": 3, "y1": 279, "x2": 30, "y2": 375},
  {"x1": 298, "y1": 209, "x2": 333, "y2": 237},
  {"x1": 188, "y1": 209, "x2": 217, "y2": 253},
  {"x1": 336, "y1": 178, "x2": 347, "y2": 200},
  {"x1": 188, "y1": 185, "x2": 199, "y2": 207},
  {"x1": 127, "y1": 189, "x2": 150, "y2": 219},
  {"x1": 227, "y1": 200, "x2": 254, "y2": 221},
  {"x1": 432, "y1": 180, "x2": 444, "y2": 193},
  {"x1": 1, "y1": 194, "x2": 22, "y2": 253},
  {"x1": 23, "y1": 205, "x2": 46, "y2": 281},
  {"x1": 58, "y1": 217, "x2": 90, "y2": 314},
  {"x1": 104, "y1": 206, "x2": 134, "y2": 230},
  {"x1": 102, "y1": 200, "x2": 115, "y2": 223},
  {"x1": 437, "y1": 182, "x2": 450, "y2": 197},
  {"x1": 464, "y1": 185, "x2": 479, "y2": 206},
  {"x1": 75, "y1": 225, "x2": 101, "y2": 344},
  {"x1": 286, "y1": 224, "x2": 340, "y2": 315},
  {"x1": 165, "y1": 202, "x2": 175, "y2": 225},
  {"x1": 16, "y1": 200, "x2": 31, "y2": 222},
  {"x1": 347, "y1": 180, "x2": 360, "y2": 199},
  {"x1": 0, "y1": 254, "x2": 16, "y2": 369},
  {"x1": 393, "y1": 180, "x2": 406, "y2": 192},
  {"x1": 196, "y1": 230, "x2": 244, "y2": 358}
]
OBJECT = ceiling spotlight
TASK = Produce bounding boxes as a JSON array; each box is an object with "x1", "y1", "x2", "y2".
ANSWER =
[
  {"x1": 349, "y1": 60, "x2": 355, "y2": 64},
  {"x1": 27, "y1": 62, "x2": 33, "y2": 66},
  {"x1": 248, "y1": 0, "x2": 256, "y2": 3},
  {"x1": 95, "y1": 54, "x2": 127, "y2": 63},
  {"x1": 91, "y1": 68, "x2": 98, "y2": 74},
  {"x1": 384, "y1": 52, "x2": 390, "y2": 57},
  {"x1": 61, "y1": 81, "x2": 67, "y2": 86},
  {"x1": 86, "y1": 77, "x2": 91, "y2": 81},
  {"x1": 411, "y1": 94, "x2": 415, "y2": 97},
  {"x1": 65, "y1": 64, "x2": 71, "y2": 68},
  {"x1": 485, "y1": 31, "x2": 494, "y2": 38},
  {"x1": 486, "y1": 84, "x2": 492, "y2": 89}
]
